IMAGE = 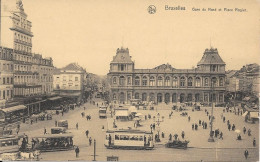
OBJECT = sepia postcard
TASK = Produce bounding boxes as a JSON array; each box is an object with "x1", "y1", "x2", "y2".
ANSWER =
[{"x1": 0, "y1": 0, "x2": 259, "y2": 161}]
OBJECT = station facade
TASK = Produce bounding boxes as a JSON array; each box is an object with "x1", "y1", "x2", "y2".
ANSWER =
[{"x1": 107, "y1": 47, "x2": 226, "y2": 105}]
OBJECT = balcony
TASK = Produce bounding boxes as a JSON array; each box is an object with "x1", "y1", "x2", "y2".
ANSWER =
[{"x1": 14, "y1": 71, "x2": 33, "y2": 75}]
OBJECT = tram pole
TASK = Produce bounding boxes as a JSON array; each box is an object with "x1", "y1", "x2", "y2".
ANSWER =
[{"x1": 93, "y1": 139, "x2": 96, "y2": 161}]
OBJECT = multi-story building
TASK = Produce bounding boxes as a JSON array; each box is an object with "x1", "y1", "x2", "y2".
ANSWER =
[
  {"x1": 0, "y1": 0, "x2": 54, "y2": 118},
  {"x1": 0, "y1": 47, "x2": 14, "y2": 103},
  {"x1": 53, "y1": 63, "x2": 86, "y2": 102},
  {"x1": 3, "y1": 0, "x2": 54, "y2": 98},
  {"x1": 108, "y1": 47, "x2": 226, "y2": 104}
]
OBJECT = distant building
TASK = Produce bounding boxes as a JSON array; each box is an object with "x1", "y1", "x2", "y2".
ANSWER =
[
  {"x1": 226, "y1": 70, "x2": 239, "y2": 92},
  {"x1": 231, "y1": 64, "x2": 260, "y2": 96},
  {"x1": 53, "y1": 63, "x2": 86, "y2": 102},
  {"x1": 108, "y1": 47, "x2": 226, "y2": 104},
  {"x1": 0, "y1": 47, "x2": 14, "y2": 105}
]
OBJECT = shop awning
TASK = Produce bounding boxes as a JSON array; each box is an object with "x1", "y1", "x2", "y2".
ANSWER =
[
  {"x1": 48, "y1": 96, "x2": 62, "y2": 101},
  {"x1": 115, "y1": 110, "x2": 129, "y2": 117},
  {"x1": 250, "y1": 112, "x2": 259, "y2": 119},
  {"x1": 242, "y1": 111, "x2": 248, "y2": 117},
  {"x1": 1, "y1": 105, "x2": 26, "y2": 113}
]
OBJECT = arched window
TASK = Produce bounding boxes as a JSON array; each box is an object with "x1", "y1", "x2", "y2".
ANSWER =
[
  {"x1": 195, "y1": 93, "x2": 200, "y2": 102},
  {"x1": 172, "y1": 93, "x2": 177, "y2": 102},
  {"x1": 127, "y1": 77, "x2": 131, "y2": 85},
  {"x1": 219, "y1": 78, "x2": 224, "y2": 86},
  {"x1": 188, "y1": 77, "x2": 193, "y2": 87},
  {"x1": 180, "y1": 76, "x2": 185, "y2": 87},
  {"x1": 113, "y1": 93, "x2": 117, "y2": 100},
  {"x1": 149, "y1": 76, "x2": 155, "y2": 86},
  {"x1": 119, "y1": 76, "x2": 125, "y2": 86},
  {"x1": 187, "y1": 94, "x2": 192, "y2": 102},
  {"x1": 211, "y1": 77, "x2": 217, "y2": 87},
  {"x1": 157, "y1": 76, "x2": 163, "y2": 86},
  {"x1": 172, "y1": 76, "x2": 178, "y2": 87},
  {"x1": 195, "y1": 77, "x2": 201, "y2": 87},
  {"x1": 135, "y1": 76, "x2": 140, "y2": 85},
  {"x1": 204, "y1": 78, "x2": 208, "y2": 86},
  {"x1": 165, "y1": 76, "x2": 170, "y2": 86},
  {"x1": 142, "y1": 76, "x2": 147, "y2": 86},
  {"x1": 135, "y1": 93, "x2": 140, "y2": 99},
  {"x1": 113, "y1": 77, "x2": 117, "y2": 84}
]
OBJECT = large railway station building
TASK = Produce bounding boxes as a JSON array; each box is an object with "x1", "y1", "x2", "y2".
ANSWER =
[{"x1": 107, "y1": 47, "x2": 226, "y2": 105}]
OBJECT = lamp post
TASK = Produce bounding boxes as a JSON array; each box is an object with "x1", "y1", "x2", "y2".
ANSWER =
[
  {"x1": 155, "y1": 113, "x2": 163, "y2": 142},
  {"x1": 208, "y1": 77, "x2": 216, "y2": 142}
]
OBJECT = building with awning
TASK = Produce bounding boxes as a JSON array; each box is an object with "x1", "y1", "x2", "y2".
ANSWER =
[
  {"x1": 115, "y1": 110, "x2": 129, "y2": 120},
  {"x1": 48, "y1": 96, "x2": 62, "y2": 101},
  {"x1": 0, "y1": 105, "x2": 27, "y2": 123}
]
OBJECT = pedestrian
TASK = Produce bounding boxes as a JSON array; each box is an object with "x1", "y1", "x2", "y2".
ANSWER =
[
  {"x1": 207, "y1": 111, "x2": 209, "y2": 116},
  {"x1": 228, "y1": 124, "x2": 231, "y2": 131},
  {"x1": 209, "y1": 115, "x2": 211, "y2": 121},
  {"x1": 253, "y1": 138, "x2": 256, "y2": 147},
  {"x1": 248, "y1": 129, "x2": 251, "y2": 136},
  {"x1": 205, "y1": 122, "x2": 207, "y2": 129},
  {"x1": 244, "y1": 149, "x2": 249, "y2": 159},
  {"x1": 85, "y1": 130, "x2": 89, "y2": 138},
  {"x1": 232, "y1": 124, "x2": 235, "y2": 131},
  {"x1": 192, "y1": 123, "x2": 194, "y2": 130},
  {"x1": 169, "y1": 133, "x2": 172, "y2": 141},
  {"x1": 195, "y1": 124, "x2": 198, "y2": 130},
  {"x1": 31, "y1": 119, "x2": 33, "y2": 125},
  {"x1": 150, "y1": 124, "x2": 153, "y2": 133},
  {"x1": 35, "y1": 117, "x2": 38, "y2": 123},
  {"x1": 153, "y1": 123, "x2": 155, "y2": 130},
  {"x1": 174, "y1": 134, "x2": 178, "y2": 140},
  {"x1": 161, "y1": 132, "x2": 164, "y2": 138},
  {"x1": 227, "y1": 120, "x2": 230, "y2": 126},
  {"x1": 55, "y1": 120, "x2": 57, "y2": 127},
  {"x1": 202, "y1": 121, "x2": 205, "y2": 129},
  {"x1": 76, "y1": 123, "x2": 78, "y2": 130},
  {"x1": 223, "y1": 116, "x2": 225, "y2": 123},
  {"x1": 181, "y1": 131, "x2": 185, "y2": 139},
  {"x1": 89, "y1": 137, "x2": 92, "y2": 146},
  {"x1": 75, "y1": 146, "x2": 80, "y2": 158},
  {"x1": 219, "y1": 132, "x2": 223, "y2": 140},
  {"x1": 44, "y1": 127, "x2": 47, "y2": 134},
  {"x1": 188, "y1": 116, "x2": 191, "y2": 122},
  {"x1": 243, "y1": 127, "x2": 246, "y2": 134}
]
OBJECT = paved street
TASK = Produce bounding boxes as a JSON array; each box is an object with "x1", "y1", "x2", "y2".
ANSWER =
[{"x1": 18, "y1": 99, "x2": 259, "y2": 161}]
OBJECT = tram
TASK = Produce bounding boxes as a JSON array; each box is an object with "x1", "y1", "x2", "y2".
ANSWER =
[
  {"x1": 105, "y1": 129, "x2": 154, "y2": 150},
  {"x1": 31, "y1": 133, "x2": 74, "y2": 152},
  {"x1": 99, "y1": 106, "x2": 107, "y2": 118},
  {"x1": 0, "y1": 135, "x2": 23, "y2": 154}
]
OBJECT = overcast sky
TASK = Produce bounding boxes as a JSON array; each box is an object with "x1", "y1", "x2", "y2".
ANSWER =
[{"x1": 1, "y1": 0, "x2": 260, "y2": 75}]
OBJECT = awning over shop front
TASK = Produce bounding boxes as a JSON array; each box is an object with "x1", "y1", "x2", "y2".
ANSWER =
[
  {"x1": 115, "y1": 110, "x2": 129, "y2": 117},
  {"x1": 250, "y1": 112, "x2": 259, "y2": 119},
  {"x1": 48, "y1": 96, "x2": 62, "y2": 101},
  {"x1": 1, "y1": 105, "x2": 26, "y2": 113},
  {"x1": 242, "y1": 111, "x2": 248, "y2": 117}
]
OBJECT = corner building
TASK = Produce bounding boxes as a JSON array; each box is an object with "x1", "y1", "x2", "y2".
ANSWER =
[{"x1": 108, "y1": 47, "x2": 226, "y2": 105}]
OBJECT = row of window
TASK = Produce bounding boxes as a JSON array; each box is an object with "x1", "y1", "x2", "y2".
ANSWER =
[
  {"x1": 0, "y1": 63, "x2": 13, "y2": 71},
  {"x1": 113, "y1": 76, "x2": 224, "y2": 87},
  {"x1": 14, "y1": 87, "x2": 42, "y2": 96},
  {"x1": 0, "y1": 77, "x2": 14, "y2": 84},
  {"x1": 13, "y1": 54, "x2": 53, "y2": 67},
  {"x1": 113, "y1": 92, "x2": 224, "y2": 102},
  {"x1": 0, "y1": 90, "x2": 13, "y2": 100},
  {"x1": 56, "y1": 76, "x2": 79, "y2": 82},
  {"x1": 0, "y1": 49, "x2": 13, "y2": 60},
  {"x1": 14, "y1": 43, "x2": 31, "y2": 53},
  {"x1": 14, "y1": 75, "x2": 53, "y2": 83},
  {"x1": 14, "y1": 32, "x2": 32, "y2": 44}
]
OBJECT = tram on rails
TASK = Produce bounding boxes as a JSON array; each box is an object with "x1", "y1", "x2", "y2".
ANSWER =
[
  {"x1": 31, "y1": 133, "x2": 74, "y2": 152},
  {"x1": 0, "y1": 135, "x2": 23, "y2": 154},
  {"x1": 105, "y1": 129, "x2": 154, "y2": 150}
]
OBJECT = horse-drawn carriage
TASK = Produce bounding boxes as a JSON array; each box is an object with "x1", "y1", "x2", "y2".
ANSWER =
[{"x1": 165, "y1": 140, "x2": 189, "y2": 149}]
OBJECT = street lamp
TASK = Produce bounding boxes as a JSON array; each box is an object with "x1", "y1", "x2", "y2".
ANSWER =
[
  {"x1": 208, "y1": 77, "x2": 216, "y2": 142},
  {"x1": 155, "y1": 113, "x2": 163, "y2": 142}
]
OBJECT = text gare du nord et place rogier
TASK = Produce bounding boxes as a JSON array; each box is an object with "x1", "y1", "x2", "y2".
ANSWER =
[{"x1": 192, "y1": 7, "x2": 247, "y2": 12}]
